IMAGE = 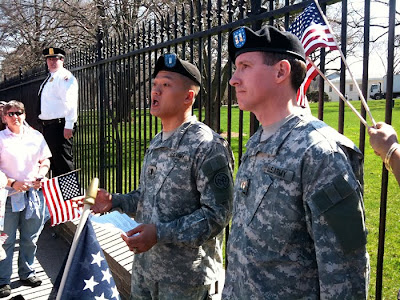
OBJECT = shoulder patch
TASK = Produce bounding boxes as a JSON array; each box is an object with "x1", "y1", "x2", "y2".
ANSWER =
[{"x1": 214, "y1": 172, "x2": 230, "y2": 189}]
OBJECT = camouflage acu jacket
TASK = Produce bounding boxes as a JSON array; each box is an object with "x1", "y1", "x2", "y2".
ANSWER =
[
  {"x1": 223, "y1": 113, "x2": 369, "y2": 299},
  {"x1": 112, "y1": 116, "x2": 234, "y2": 286}
]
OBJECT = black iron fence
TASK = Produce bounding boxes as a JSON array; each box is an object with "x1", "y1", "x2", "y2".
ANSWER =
[{"x1": 0, "y1": 0, "x2": 397, "y2": 298}]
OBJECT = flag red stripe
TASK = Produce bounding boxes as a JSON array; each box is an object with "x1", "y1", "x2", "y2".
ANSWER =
[
  {"x1": 302, "y1": 29, "x2": 337, "y2": 55},
  {"x1": 41, "y1": 174, "x2": 81, "y2": 226},
  {"x1": 302, "y1": 27, "x2": 334, "y2": 44},
  {"x1": 42, "y1": 179, "x2": 60, "y2": 226},
  {"x1": 54, "y1": 179, "x2": 69, "y2": 224},
  {"x1": 297, "y1": 63, "x2": 319, "y2": 107}
]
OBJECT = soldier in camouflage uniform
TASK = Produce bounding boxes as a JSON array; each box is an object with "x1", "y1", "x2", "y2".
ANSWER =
[
  {"x1": 222, "y1": 26, "x2": 369, "y2": 299},
  {"x1": 91, "y1": 53, "x2": 234, "y2": 300}
]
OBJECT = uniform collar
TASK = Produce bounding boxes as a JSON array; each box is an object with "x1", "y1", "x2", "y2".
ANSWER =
[
  {"x1": 151, "y1": 115, "x2": 197, "y2": 150},
  {"x1": 245, "y1": 113, "x2": 304, "y2": 157}
]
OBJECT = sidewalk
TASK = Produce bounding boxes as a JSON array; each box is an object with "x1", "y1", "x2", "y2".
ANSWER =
[
  {"x1": 3, "y1": 219, "x2": 225, "y2": 300},
  {"x1": 2, "y1": 223, "x2": 69, "y2": 300}
]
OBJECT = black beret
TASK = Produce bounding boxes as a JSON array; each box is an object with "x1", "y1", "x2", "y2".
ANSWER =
[
  {"x1": 153, "y1": 53, "x2": 201, "y2": 85},
  {"x1": 43, "y1": 47, "x2": 66, "y2": 58},
  {"x1": 228, "y1": 25, "x2": 306, "y2": 63}
]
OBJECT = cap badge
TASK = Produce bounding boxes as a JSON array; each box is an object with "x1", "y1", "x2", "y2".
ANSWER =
[
  {"x1": 233, "y1": 28, "x2": 246, "y2": 48},
  {"x1": 49, "y1": 48, "x2": 54, "y2": 55},
  {"x1": 164, "y1": 53, "x2": 177, "y2": 68}
]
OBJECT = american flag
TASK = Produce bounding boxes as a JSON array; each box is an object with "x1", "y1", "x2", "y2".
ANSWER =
[
  {"x1": 288, "y1": 1, "x2": 338, "y2": 106},
  {"x1": 56, "y1": 218, "x2": 120, "y2": 300},
  {"x1": 42, "y1": 172, "x2": 83, "y2": 226}
]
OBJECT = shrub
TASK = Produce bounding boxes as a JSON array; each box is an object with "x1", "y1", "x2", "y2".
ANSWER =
[{"x1": 306, "y1": 90, "x2": 330, "y2": 103}]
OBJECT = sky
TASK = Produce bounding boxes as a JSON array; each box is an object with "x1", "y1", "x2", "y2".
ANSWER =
[{"x1": 326, "y1": 0, "x2": 399, "y2": 79}]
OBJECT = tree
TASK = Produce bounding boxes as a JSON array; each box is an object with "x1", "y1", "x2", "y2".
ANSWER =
[{"x1": 0, "y1": 0, "x2": 187, "y2": 79}]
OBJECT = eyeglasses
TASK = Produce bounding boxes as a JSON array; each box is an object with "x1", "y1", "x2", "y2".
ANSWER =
[{"x1": 7, "y1": 111, "x2": 24, "y2": 117}]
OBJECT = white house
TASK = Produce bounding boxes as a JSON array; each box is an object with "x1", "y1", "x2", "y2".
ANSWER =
[{"x1": 323, "y1": 73, "x2": 382, "y2": 101}]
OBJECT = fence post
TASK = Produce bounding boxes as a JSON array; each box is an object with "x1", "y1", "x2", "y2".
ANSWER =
[
  {"x1": 249, "y1": 0, "x2": 264, "y2": 135},
  {"x1": 376, "y1": 0, "x2": 397, "y2": 299},
  {"x1": 97, "y1": 24, "x2": 106, "y2": 187}
]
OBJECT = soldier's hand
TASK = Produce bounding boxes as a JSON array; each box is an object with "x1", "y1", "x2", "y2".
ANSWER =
[
  {"x1": 91, "y1": 188, "x2": 113, "y2": 214},
  {"x1": 122, "y1": 224, "x2": 157, "y2": 254}
]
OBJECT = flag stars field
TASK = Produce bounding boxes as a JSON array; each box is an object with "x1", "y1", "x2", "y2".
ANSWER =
[
  {"x1": 83, "y1": 275, "x2": 99, "y2": 292},
  {"x1": 95, "y1": 292, "x2": 109, "y2": 300},
  {"x1": 56, "y1": 219, "x2": 121, "y2": 299},
  {"x1": 111, "y1": 286, "x2": 120, "y2": 299},
  {"x1": 102, "y1": 268, "x2": 113, "y2": 283},
  {"x1": 92, "y1": 251, "x2": 105, "y2": 267}
]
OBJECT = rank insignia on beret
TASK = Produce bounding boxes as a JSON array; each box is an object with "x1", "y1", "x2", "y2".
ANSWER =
[
  {"x1": 233, "y1": 28, "x2": 246, "y2": 48},
  {"x1": 164, "y1": 53, "x2": 177, "y2": 68}
]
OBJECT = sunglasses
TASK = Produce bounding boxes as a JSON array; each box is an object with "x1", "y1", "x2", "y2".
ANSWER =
[{"x1": 7, "y1": 111, "x2": 24, "y2": 117}]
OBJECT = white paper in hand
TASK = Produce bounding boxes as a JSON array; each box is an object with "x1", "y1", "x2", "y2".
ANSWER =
[{"x1": 91, "y1": 211, "x2": 140, "y2": 236}]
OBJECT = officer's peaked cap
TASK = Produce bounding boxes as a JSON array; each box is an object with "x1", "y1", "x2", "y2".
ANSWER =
[{"x1": 43, "y1": 47, "x2": 66, "y2": 58}]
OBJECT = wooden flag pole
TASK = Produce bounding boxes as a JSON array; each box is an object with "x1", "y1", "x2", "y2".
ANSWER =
[
  {"x1": 312, "y1": 0, "x2": 376, "y2": 127},
  {"x1": 307, "y1": 57, "x2": 370, "y2": 128},
  {"x1": 56, "y1": 177, "x2": 99, "y2": 300}
]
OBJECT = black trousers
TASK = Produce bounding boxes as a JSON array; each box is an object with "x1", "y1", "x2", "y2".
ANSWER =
[{"x1": 42, "y1": 122, "x2": 75, "y2": 177}]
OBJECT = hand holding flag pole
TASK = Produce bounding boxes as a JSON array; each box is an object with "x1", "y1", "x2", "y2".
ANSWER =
[
  {"x1": 56, "y1": 177, "x2": 99, "y2": 300},
  {"x1": 311, "y1": 0, "x2": 376, "y2": 127}
]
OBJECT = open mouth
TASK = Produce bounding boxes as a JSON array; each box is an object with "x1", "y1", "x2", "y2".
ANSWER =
[{"x1": 152, "y1": 99, "x2": 159, "y2": 107}]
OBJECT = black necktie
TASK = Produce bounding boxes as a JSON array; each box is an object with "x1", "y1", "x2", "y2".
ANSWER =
[{"x1": 37, "y1": 74, "x2": 51, "y2": 117}]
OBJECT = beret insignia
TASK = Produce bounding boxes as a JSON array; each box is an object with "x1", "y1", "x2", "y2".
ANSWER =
[
  {"x1": 233, "y1": 27, "x2": 246, "y2": 48},
  {"x1": 164, "y1": 53, "x2": 177, "y2": 68}
]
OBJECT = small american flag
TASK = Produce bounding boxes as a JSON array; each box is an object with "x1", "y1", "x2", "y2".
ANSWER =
[
  {"x1": 0, "y1": 233, "x2": 7, "y2": 245},
  {"x1": 0, "y1": 233, "x2": 7, "y2": 260},
  {"x1": 288, "y1": 1, "x2": 338, "y2": 106},
  {"x1": 42, "y1": 172, "x2": 83, "y2": 226}
]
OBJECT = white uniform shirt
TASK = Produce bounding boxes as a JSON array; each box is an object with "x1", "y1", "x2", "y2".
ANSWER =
[
  {"x1": 0, "y1": 126, "x2": 52, "y2": 182},
  {"x1": 39, "y1": 67, "x2": 78, "y2": 129}
]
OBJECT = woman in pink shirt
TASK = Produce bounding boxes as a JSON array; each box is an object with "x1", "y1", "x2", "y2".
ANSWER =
[{"x1": 0, "y1": 100, "x2": 51, "y2": 298}]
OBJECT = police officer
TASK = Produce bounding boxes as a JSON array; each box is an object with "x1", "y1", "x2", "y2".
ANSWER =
[
  {"x1": 90, "y1": 53, "x2": 234, "y2": 299},
  {"x1": 38, "y1": 47, "x2": 78, "y2": 177},
  {"x1": 223, "y1": 25, "x2": 369, "y2": 299}
]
